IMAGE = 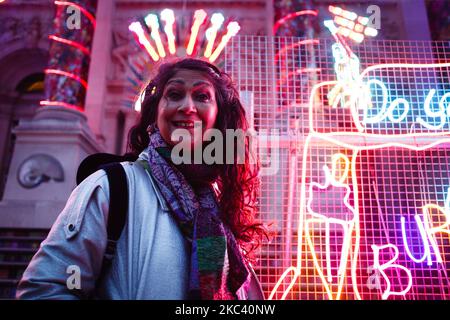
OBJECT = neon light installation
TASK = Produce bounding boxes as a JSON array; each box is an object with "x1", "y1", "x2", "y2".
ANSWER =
[
  {"x1": 269, "y1": 21, "x2": 450, "y2": 300},
  {"x1": 128, "y1": 9, "x2": 240, "y2": 64},
  {"x1": 328, "y1": 5, "x2": 378, "y2": 43}
]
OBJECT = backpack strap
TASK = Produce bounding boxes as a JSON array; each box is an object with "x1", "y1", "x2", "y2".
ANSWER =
[{"x1": 94, "y1": 162, "x2": 128, "y2": 291}]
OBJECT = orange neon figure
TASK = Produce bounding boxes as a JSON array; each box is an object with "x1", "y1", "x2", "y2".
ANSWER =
[
  {"x1": 269, "y1": 40, "x2": 450, "y2": 300},
  {"x1": 305, "y1": 153, "x2": 357, "y2": 299}
]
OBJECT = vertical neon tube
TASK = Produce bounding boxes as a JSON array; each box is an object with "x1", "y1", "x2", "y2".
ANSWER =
[
  {"x1": 145, "y1": 14, "x2": 166, "y2": 58},
  {"x1": 161, "y1": 8, "x2": 176, "y2": 54},
  {"x1": 186, "y1": 9, "x2": 207, "y2": 56},
  {"x1": 129, "y1": 22, "x2": 159, "y2": 61},
  {"x1": 204, "y1": 13, "x2": 224, "y2": 58},
  {"x1": 209, "y1": 21, "x2": 240, "y2": 63}
]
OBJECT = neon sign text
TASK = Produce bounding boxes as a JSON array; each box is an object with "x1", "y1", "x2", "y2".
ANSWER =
[{"x1": 361, "y1": 81, "x2": 450, "y2": 130}]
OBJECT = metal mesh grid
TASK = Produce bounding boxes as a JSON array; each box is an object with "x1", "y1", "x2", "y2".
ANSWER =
[{"x1": 223, "y1": 35, "x2": 450, "y2": 300}]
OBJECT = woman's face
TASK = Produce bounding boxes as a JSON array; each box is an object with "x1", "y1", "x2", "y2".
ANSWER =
[{"x1": 157, "y1": 69, "x2": 218, "y2": 147}]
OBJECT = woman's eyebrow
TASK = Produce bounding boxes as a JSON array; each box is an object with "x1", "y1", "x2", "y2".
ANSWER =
[
  {"x1": 166, "y1": 79, "x2": 212, "y2": 88},
  {"x1": 193, "y1": 81, "x2": 213, "y2": 88},
  {"x1": 166, "y1": 79, "x2": 185, "y2": 86}
]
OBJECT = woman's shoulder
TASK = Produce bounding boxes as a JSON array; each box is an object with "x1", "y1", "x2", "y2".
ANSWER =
[{"x1": 122, "y1": 160, "x2": 170, "y2": 212}]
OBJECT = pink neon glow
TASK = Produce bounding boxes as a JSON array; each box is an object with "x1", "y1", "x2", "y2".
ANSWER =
[
  {"x1": 128, "y1": 22, "x2": 159, "y2": 61},
  {"x1": 48, "y1": 35, "x2": 90, "y2": 56},
  {"x1": 186, "y1": 9, "x2": 207, "y2": 56},
  {"x1": 276, "y1": 68, "x2": 322, "y2": 91},
  {"x1": 54, "y1": 1, "x2": 96, "y2": 28},
  {"x1": 273, "y1": 10, "x2": 318, "y2": 35},
  {"x1": 40, "y1": 100, "x2": 84, "y2": 112},
  {"x1": 160, "y1": 9, "x2": 176, "y2": 55},
  {"x1": 305, "y1": 218, "x2": 353, "y2": 299},
  {"x1": 274, "y1": 39, "x2": 319, "y2": 62},
  {"x1": 44, "y1": 69, "x2": 88, "y2": 89},
  {"x1": 208, "y1": 21, "x2": 240, "y2": 63},
  {"x1": 371, "y1": 244, "x2": 413, "y2": 300}
]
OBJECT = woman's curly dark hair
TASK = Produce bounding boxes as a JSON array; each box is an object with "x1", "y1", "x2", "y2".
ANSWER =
[{"x1": 127, "y1": 58, "x2": 269, "y2": 259}]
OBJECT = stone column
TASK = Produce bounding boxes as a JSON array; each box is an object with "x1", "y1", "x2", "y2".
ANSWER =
[
  {"x1": 0, "y1": 0, "x2": 102, "y2": 228},
  {"x1": 84, "y1": 0, "x2": 115, "y2": 147}
]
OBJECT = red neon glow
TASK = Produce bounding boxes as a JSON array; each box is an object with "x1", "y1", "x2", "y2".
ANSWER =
[
  {"x1": 274, "y1": 39, "x2": 319, "y2": 62},
  {"x1": 276, "y1": 68, "x2": 322, "y2": 92},
  {"x1": 54, "y1": 1, "x2": 96, "y2": 28},
  {"x1": 44, "y1": 69, "x2": 88, "y2": 89},
  {"x1": 48, "y1": 35, "x2": 91, "y2": 56},
  {"x1": 186, "y1": 9, "x2": 207, "y2": 56},
  {"x1": 40, "y1": 100, "x2": 84, "y2": 113},
  {"x1": 273, "y1": 10, "x2": 318, "y2": 35}
]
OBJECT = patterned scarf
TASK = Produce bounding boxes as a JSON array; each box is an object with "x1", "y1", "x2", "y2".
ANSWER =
[{"x1": 141, "y1": 126, "x2": 250, "y2": 300}]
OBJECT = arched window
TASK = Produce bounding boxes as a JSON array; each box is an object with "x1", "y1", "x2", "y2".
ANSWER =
[{"x1": 15, "y1": 73, "x2": 45, "y2": 94}]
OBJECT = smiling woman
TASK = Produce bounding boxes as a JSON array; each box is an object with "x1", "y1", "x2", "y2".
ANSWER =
[
  {"x1": 157, "y1": 69, "x2": 218, "y2": 147},
  {"x1": 16, "y1": 58, "x2": 268, "y2": 300}
]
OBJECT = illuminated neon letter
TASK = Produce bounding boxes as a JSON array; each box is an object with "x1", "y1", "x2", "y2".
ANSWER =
[
  {"x1": 400, "y1": 215, "x2": 433, "y2": 266},
  {"x1": 371, "y1": 244, "x2": 413, "y2": 300}
]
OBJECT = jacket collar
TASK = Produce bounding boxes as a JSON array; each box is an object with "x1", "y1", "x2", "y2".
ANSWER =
[{"x1": 137, "y1": 147, "x2": 169, "y2": 211}]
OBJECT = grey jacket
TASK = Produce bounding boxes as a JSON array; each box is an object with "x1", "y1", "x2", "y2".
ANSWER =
[{"x1": 16, "y1": 150, "x2": 264, "y2": 300}]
